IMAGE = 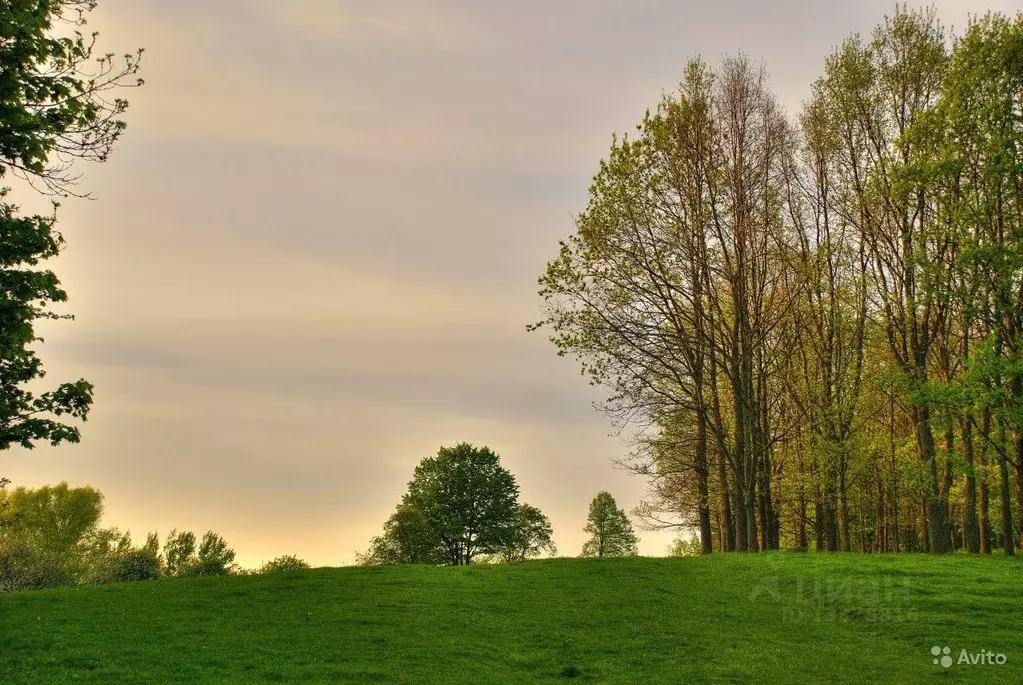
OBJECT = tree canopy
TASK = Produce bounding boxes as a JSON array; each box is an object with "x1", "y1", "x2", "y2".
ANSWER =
[
  {"x1": 361, "y1": 443, "x2": 559, "y2": 566},
  {"x1": 532, "y1": 6, "x2": 1023, "y2": 557}
]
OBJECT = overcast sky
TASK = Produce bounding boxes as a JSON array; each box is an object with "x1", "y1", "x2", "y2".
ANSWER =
[{"x1": 3, "y1": 0, "x2": 1011, "y2": 567}]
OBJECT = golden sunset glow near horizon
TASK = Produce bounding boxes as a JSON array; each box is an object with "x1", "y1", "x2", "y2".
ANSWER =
[{"x1": 3, "y1": 0, "x2": 1011, "y2": 569}]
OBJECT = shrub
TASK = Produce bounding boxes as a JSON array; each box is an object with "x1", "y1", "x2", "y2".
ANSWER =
[
  {"x1": 0, "y1": 539, "x2": 68, "y2": 592},
  {"x1": 90, "y1": 549, "x2": 160, "y2": 584},
  {"x1": 258, "y1": 555, "x2": 310, "y2": 574}
]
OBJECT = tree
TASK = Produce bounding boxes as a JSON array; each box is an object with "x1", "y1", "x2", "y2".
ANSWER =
[
  {"x1": 0, "y1": 481, "x2": 102, "y2": 562},
  {"x1": 359, "y1": 503, "x2": 446, "y2": 565},
  {"x1": 402, "y1": 443, "x2": 520, "y2": 566},
  {"x1": 910, "y1": 11, "x2": 1023, "y2": 556},
  {"x1": 0, "y1": 0, "x2": 144, "y2": 193},
  {"x1": 161, "y1": 529, "x2": 195, "y2": 577},
  {"x1": 0, "y1": 0, "x2": 143, "y2": 458},
  {"x1": 191, "y1": 531, "x2": 236, "y2": 576},
  {"x1": 161, "y1": 529, "x2": 236, "y2": 577},
  {"x1": 499, "y1": 503, "x2": 556, "y2": 562},
  {"x1": 581, "y1": 491, "x2": 638, "y2": 558},
  {"x1": 362, "y1": 443, "x2": 521, "y2": 566},
  {"x1": 532, "y1": 54, "x2": 795, "y2": 554}
]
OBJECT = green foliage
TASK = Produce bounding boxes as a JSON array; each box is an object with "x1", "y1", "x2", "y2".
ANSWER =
[
  {"x1": 257, "y1": 555, "x2": 310, "y2": 574},
  {"x1": 0, "y1": 482, "x2": 102, "y2": 569},
  {"x1": 163, "y1": 530, "x2": 236, "y2": 577},
  {"x1": 665, "y1": 535, "x2": 702, "y2": 558},
  {"x1": 193, "y1": 531, "x2": 236, "y2": 576},
  {"x1": 499, "y1": 503, "x2": 557, "y2": 562},
  {"x1": 0, "y1": 0, "x2": 144, "y2": 191},
  {"x1": 0, "y1": 197, "x2": 94, "y2": 450},
  {"x1": 581, "y1": 491, "x2": 638, "y2": 558},
  {"x1": 373, "y1": 443, "x2": 521, "y2": 566},
  {"x1": 161, "y1": 529, "x2": 195, "y2": 577},
  {"x1": 79, "y1": 527, "x2": 161, "y2": 584},
  {"x1": 0, "y1": 0, "x2": 142, "y2": 458},
  {"x1": 360, "y1": 503, "x2": 447, "y2": 566}
]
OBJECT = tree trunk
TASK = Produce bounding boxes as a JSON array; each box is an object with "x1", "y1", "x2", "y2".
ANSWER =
[
  {"x1": 961, "y1": 417, "x2": 980, "y2": 553},
  {"x1": 838, "y1": 456, "x2": 851, "y2": 552},
  {"x1": 980, "y1": 406, "x2": 993, "y2": 554},
  {"x1": 998, "y1": 416, "x2": 1015, "y2": 556},
  {"x1": 915, "y1": 406, "x2": 952, "y2": 552},
  {"x1": 696, "y1": 408, "x2": 713, "y2": 555},
  {"x1": 890, "y1": 394, "x2": 900, "y2": 552},
  {"x1": 1015, "y1": 447, "x2": 1023, "y2": 553},
  {"x1": 717, "y1": 451, "x2": 735, "y2": 551}
]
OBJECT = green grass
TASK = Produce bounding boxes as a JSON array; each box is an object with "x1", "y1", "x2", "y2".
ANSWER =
[{"x1": 1, "y1": 554, "x2": 1020, "y2": 684}]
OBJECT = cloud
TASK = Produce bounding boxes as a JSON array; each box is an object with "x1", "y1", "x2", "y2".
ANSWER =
[{"x1": 256, "y1": 0, "x2": 485, "y2": 50}]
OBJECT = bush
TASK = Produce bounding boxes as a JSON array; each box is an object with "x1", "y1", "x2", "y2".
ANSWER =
[
  {"x1": 179, "y1": 557, "x2": 235, "y2": 577},
  {"x1": 90, "y1": 549, "x2": 160, "y2": 584},
  {"x1": 0, "y1": 539, "x2": 68, "y2": 592},
  {"x1": 258, "y1": 555, "x2": 310, "y2": 574}
]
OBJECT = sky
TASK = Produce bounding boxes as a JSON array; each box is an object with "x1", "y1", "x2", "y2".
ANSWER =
[{"x1": 3, "y1": 0, "x2": 1014, "y2": 568}]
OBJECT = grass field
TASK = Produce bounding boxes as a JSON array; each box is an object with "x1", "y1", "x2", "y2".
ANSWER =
[{"x1": 1, "y1": 553, "x2": 1020, "y2": 684}]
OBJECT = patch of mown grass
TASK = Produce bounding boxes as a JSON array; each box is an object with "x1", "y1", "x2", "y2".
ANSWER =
[{"x1": 0, "y1": 555, "x2": 1020, "y2": 683}]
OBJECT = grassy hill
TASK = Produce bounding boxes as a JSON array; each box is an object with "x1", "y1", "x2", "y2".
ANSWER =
[{"x1": 0, "y1": 553, "x2": 1019, "y2": 684}]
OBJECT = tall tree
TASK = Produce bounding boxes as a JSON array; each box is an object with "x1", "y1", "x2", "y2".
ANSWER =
[
  {"x1": 532, "y1": 55, "x2": 795, "y2": 553},
  {"x1": 914, "y1": 11, "x2": 1023, "y2": 554},
  {"x1": 581, "y1": 491, "x2": 639, "y2": 558}
]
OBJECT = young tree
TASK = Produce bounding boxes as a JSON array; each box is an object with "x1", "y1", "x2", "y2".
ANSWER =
[
  {"x1": 581, "y1": 491, "x2": 639, "y2": 558},
  {"x1": 499, "y1": 503, "x2": 556, "y2": 562},
  {"x1": 0, "y1": 1, "x2": 143, "y2": 459}
]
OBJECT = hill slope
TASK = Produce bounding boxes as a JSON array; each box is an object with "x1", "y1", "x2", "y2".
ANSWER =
[{"x1": 0, "y1": 554, "x2": 1019, "y2": 684}]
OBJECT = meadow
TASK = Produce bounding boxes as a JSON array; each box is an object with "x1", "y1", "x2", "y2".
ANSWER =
[{"x1": 1, "y1": 553, "x2": 1020, "y2": 684}]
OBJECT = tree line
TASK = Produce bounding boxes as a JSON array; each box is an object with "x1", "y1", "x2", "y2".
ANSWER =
[
  {"x1": 530, "y1": 5, "x2": 1023, "y2": 555},
  {"x1": 358, "y1": 443, "x2": 639, "y2": 565},
  {"x1": 0, "y1": 480, "x2": 309, "y2": 592}
]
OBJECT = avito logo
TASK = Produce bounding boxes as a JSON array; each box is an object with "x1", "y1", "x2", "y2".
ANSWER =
[{"x1": 931, "y1": 646, "x2": 1007, "y2": 668}]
